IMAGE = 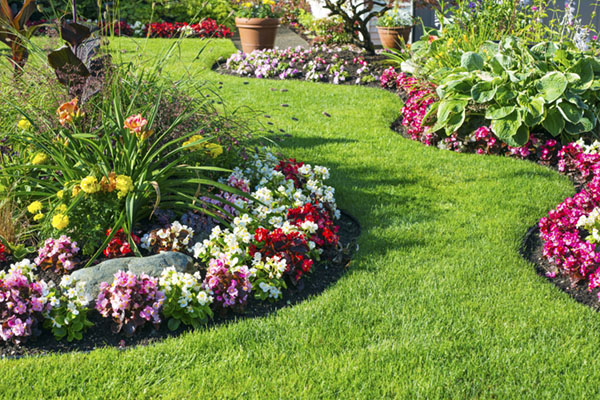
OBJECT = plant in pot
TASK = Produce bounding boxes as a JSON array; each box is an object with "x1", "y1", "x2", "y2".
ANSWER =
[
  {"x1": 376, "y1": 6, "x2": 413, "y2": 50},
  {"x1": 235, "y1": 0, "x2": 281, "y2": 53}
]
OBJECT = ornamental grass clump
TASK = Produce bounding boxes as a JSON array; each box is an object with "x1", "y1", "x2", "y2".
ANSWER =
[
  {"x1": 159, "y1": 267, "x2": 213, "y2": 330},
  {"x1": 95, "y1": 271, "x2": 165, "y2": 336}
]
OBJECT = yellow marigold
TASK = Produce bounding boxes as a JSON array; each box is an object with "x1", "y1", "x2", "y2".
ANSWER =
[
  {"x1": 57, "y1": 190, "x2": 64, "y2": 200},
  {"x1": 182, "y1": 135, "x2": 205, "y2": 151},
  {"x1": 56, "y1": 204, "x2": 68, "y2": 213},
  {"x1": 263, "y1": 0, "x2": 275, "y2": 5},
  {"x1": 242, "y1": 1, "x2": 252, "y2": 6},
  {"x1": 57, "y1": 98, "x2": 83, "y2": 126},
  {"x1": 51, "y1": 214, "x2": 69, "y2": 230},
  {"x1": 80, "y1": 176, "x2": 100, "y2": 194},
  {"x1": 115, "y1": 175, "x2": 133, "y2": 199},
  {"x1": 205, "y1": 143, "x2": 224, "y2": 158},
  {"x1": 31, "y1": 152, "x2": 48, "y2": 165},
  {"x1": 17, "y1": 118, "x2": 31, "y2": 130},
  {"x1": 27, "y1": 201, "x2": 43, "y2": 214},
  {"x1": 72, "y1": 185, "x2": 81, "y2": 197},
  {"x1": 33, "y1": 213, "x2": 44, "y2": 222}
]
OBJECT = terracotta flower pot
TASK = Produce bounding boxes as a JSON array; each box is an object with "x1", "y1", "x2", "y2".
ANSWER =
[
  {"x1": 377, "y1": 26, "x2": 412, "y2": 50},
  {"x1": 235, "y1": 17, "x2": 280, "y2": 53}
]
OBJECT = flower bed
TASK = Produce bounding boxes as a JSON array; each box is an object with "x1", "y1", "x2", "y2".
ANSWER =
[{"x1": 219, "y1": 45, "x2": 386, "y2": 85}]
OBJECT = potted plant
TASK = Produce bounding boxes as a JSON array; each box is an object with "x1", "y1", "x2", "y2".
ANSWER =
[
  {"x1": 376, "y1": 7, "x2": 413, "y2": 50},
  {"x1": 235, "y1": 0, "x2": 282, "y2": 53}
]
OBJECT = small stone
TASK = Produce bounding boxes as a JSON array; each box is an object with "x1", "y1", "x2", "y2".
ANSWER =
[
  {"x1": 280, "y1": 89, "x2": 288, "y2": 92},
  {"x1": 322, "y1": 112, "x2": 331, "y2": 117},
  {"x1": 270, "y1": 88, "x2": 277, "y2": 91},
  {"x1": 264, "y1": 115, "x2": 271, "y2": 118},
  {"x1": 243, "y1": 81, "x2": 249, "y2": 85},
  {"x1": 281, "y1": 104, "x2": 289, "y2": 107},
  {"x1": 218, "y1": 81, "x2": 223, "y2": 85},
  {"x1": 279, "y1": 129, "x2": 285, "y2": 133},
  {"x1": 267, "y1": 122, "x2": 274, "y2": 125},
  {"x1": 291, "y1": 117, "x2": 298, "y2": 121}
]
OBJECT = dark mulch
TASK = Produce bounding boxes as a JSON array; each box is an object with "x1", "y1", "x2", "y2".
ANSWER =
[
  {"x1": 212, "y1": 49, "x2": 390, "y2": 89},
  {"x1": 521, "y1": 225, "x2": 600, "y2": 311},
  {"x1": 0, "y1": 210, "x2": 361, "y2": 359}
]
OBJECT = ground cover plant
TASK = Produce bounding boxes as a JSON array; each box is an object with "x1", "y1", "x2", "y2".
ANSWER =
[{"x1": 220, "y1": 44, "x2": 385, "y2": 85}]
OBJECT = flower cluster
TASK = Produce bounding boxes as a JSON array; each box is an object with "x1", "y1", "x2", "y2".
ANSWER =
[
  {"x1": 159, "y1": 267, "x2": 213, "y2": 330},
  {"x1": 558, "y1": 142, "x2": 600, "y2": 185},
  {"x1": 144, "y1": 20, "x2": 232, "y2": 38},
  {"x1": 73, "y1": 173, "x2": 134, "y2": 199},
  {"x1": 98, "y1": 20, "x2": 134, "y2": 36},
  {"x1": 203, "y1": 254, "x2": 252, "y2": 311},
  {"x1": 250, "y1": 227, "x2": 313, "y2": 283},
  {"x1": 287, "y1": 202, "x2": 340, "y2": 249},
  {"x1": 104, "y1": 228, "x2": 141, "y2": 258},
  {"x1": 141, "y1": 221, "x2": 194, "y2": 254},
  {"x1": 0, "y1": 260, "x2": 50, "y2": 343},
  {"x1": 34, "y1": 236, "x2": 80, "y2": 274},
  {"x1": 95, "y1": 271, "x2": 165, "y2": 335},
  {"x1": 43, "y1": 275, "x2": 93, "y2": 341},
  {"x1": 182, "y1": 134, "x2": 224, "y2": 158},
  {"x1": 249, "y1": 253, "x2": 287, "y2": 300},
  {"x1": 225, "y1": 45, "x2": 380, "y2": 85}
]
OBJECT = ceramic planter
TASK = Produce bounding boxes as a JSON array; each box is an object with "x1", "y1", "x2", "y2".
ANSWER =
[
  {"x1": 235, "y1": 17, "x2": 280, "y2": 53},
  {"x1": 377, "y1": 26, "x2": 412, "y2": 50}
]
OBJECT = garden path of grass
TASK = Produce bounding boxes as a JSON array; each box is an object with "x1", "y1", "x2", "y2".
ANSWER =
[{"x1": 1, "y1": 38, "x2": 598, "y2": 399}]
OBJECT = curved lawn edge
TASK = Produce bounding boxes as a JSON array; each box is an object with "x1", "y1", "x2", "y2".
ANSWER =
[{"x1": 5, "y1": 38, "x2": 600, "y2": 399}]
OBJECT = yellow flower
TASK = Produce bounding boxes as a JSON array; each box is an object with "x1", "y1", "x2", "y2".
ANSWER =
[
  {"x1": 33, "y1": 213, "x2": 44, "y2": 222},
  {"x1": 80, "y1": 176, "x2": 100, "y2": 194},
  {"x1": 242, "y1": 2, "x2": 252, "y2": 6},
  {"x1": 17, "y1": 118, "x2": 31, "y2": 130},
  {"x1": 115, "y1": 175, "x2": 133, "y2": 199},
  {"x1": 31, "y1": 152, "x2": 48, "y2": 165},
  {"x1": 205, "y1": 143, "x2": 224, "y2": 158},
  {"x1": 182, "y1": 135, "x2": 205, "y2": 151},
  {"x1": 72, "y1": 185, "x2": 81, "y2": 197},
  {"x1": 27, "y1": 201, "x2": 43, "y2": 214},
  {"x1": 52, "y1": 214, "x2": 69, "y2": 230},
  {"x1": 57, "y1": 190, "x2": 64, "y2": 200},
  {"x1": 263, "y1": 0, "x2": 275, "y2": 5},
  {"x1": 56, "y1": 204, "x2": 67, "y2": 213}
]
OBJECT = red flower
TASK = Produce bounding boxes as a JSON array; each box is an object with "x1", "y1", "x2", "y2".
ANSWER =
[{"x1": 104, "y1": 229, "x2": 140, "y2": 258}]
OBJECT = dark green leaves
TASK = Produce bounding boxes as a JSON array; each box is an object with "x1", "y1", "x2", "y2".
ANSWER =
[{"x1": 537, "y1": 71, "x2": 568, "y2": 103}]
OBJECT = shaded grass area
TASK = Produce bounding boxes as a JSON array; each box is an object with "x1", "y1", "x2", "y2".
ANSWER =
[{"x1": 0, "y1": 38, "x2": 596, "y2": 399}]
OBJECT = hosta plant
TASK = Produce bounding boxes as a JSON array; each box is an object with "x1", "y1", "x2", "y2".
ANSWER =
[{"x1": 428, "y1": 36, "x2": 600, "y2": 146}]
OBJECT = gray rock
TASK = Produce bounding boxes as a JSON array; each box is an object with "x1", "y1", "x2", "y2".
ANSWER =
[{"x1": 71, "y1": 252, "x2": 195, "y2": 302}]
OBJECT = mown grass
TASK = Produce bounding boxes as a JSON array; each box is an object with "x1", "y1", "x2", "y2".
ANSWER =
[{"x1": 0, "y1": 37, "x2": 595, "y2": 399}]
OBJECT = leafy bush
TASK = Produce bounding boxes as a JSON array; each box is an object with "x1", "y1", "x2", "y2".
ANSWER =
[
  {"x1": 376, "y1": 7, "x2": 413, "y2": 27},
  {"x1": 297, "y1": 10, "x2": 353, "y2": 45},
  {"x1": 427, "y1": 37, "x2": 600, "y2": 147}
]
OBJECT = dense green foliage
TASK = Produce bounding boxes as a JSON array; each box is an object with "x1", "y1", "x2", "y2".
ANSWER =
[{"x1": 428, "y1": 37, "x2": 600, "y2": 146}]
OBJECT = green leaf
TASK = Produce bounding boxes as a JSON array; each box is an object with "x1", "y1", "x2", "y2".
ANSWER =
[
  {"x1": 557, "y1": 101, "x2": 583, "y2": 124},
  {"x1": 168, "y1": 318, "x2": 181, "y2": 331},
  {"x1": 485, "y1": 105, "x2": 515, "y2": 120},
  {"x1": 494, "y1": 86, "x2": 517, "y2": 102},
  {"x1": 437, "y1": 99, "x2": 467, "y2": 124},
  {"x1": 524, "y1": 97, "x2": 545, "y2": 127},
  {"x1": 570, "y1": 58, "x2": 594, "y2": 90},
  {"x1": 537, "y1": 71, "x2": 568, "y2": 103},
  {"x1": 461, "y1": 52, "x2": 484, "y2": 71},
  {"x1": 444, "y1": 109, "x2": 466, "y2": 135},
  {"x1": 504, "y1": 125, "x2": 530, "y2": 147},
  {"x1": 542, "y1": 106, "x2": 565, "y2": 137},
  {"x1": 490, "y1": 111, "x2": 522, "y2": 140},
  {"x1": 471, "y1": 82, "x2": 497, "y2": 103}
]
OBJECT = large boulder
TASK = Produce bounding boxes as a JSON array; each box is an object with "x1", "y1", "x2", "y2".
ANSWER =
[{"x1": 71, "y1": 252, "x2": 195, "y2": 302}]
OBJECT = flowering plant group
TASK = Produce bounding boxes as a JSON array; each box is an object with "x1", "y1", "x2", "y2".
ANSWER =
[
  {"x1": 377, "y1": 7, "x2": 414, "y2": 27},
  {"x1": 95, "y1": 271, "x2": 165, "y2": 336},
  {"x1": 43, "y1": 276, "x2": 93, "y2": 341},
  {"x1": 34, "y1": 236, "x2": 80, "y2": 275},
  {"x1": 236, "y1": 0, "x2": 281, "y2": 19}
]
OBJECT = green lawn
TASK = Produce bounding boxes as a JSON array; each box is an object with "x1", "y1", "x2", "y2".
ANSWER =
[{"x1": 1, "y1": 38, "x2": 597, "y2": 399}]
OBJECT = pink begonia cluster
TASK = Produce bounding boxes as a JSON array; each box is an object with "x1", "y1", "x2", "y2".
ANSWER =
[
  {"x1": 203, "y1": 254, "x2": 252, "y2": 309},
  {"x1": 96, "y1": 271, "x2": 165, "y2": 331},
  {"x1": 558, "y1": 142, "x2": 600, "y2": 183},
  {"x1": 381, "y1": 67, "x2": 438, "y2": 144},
  {"x1": 0, "y1": 268, "x2": 50, "y2": 342},
  {"x1": 34, "y1": 235, "x2": 79, "y2": 273},
  {"x1": 539, "y1": 175, "x2": 600, "y2": 290}
]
